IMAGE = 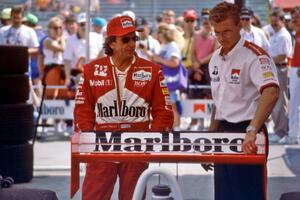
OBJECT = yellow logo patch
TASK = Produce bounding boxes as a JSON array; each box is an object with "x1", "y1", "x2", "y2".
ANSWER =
[
  {"x1": 263, "y1": 71, "x2": 273, "y2": 79},
  {"x1": 162, "y1": 88, "x2": 169, "y2": 95}
]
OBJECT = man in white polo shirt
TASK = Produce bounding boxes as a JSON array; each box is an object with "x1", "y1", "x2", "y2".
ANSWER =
[
  {"x1": 269, "y1": 8, "x2": 293, "y2": 144},
  {"x1": 63, "y1": 12, "x2": 103, "y2": 86},
  {"x1": 240, "y1": 7, "x2": 270, "y2": 52},
  {"x1": 268, "y1": 8, "x2": 293, "y2": 144},
  {"x1": 207, "y1": 2, "x2": 279, "y2": 200}
]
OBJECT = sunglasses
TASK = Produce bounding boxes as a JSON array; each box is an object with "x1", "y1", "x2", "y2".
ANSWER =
[
  {"x1": 79, "y1": 23, "x2": 86, "y2": 27},
  {"x1": 185, "y1": 19, "x2": 195, "y2": 23},
  {"x1": 241, "y1": 18, "x2": 250, "y2": 21},
  {"x1": 52, "y1": 26, "x2": 62, "y2": 31},
  {"x1": 121, "y1": 35, "x2": 139, "y2": 43},
  {"x1": 201, "y1": 16, "x2": 209, "y2": 21}
]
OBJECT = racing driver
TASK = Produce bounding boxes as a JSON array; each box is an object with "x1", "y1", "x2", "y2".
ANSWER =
[{"x1": 73, "y1": 15, "x2": 174, "y2": 200}]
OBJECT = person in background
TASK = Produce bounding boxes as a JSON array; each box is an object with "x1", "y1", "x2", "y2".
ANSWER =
[
  {"x1": 63, "y1": 12, "x2": 103, "y2": 87},
  {"x1": 240, "y1": 7, "x2": 270, "y2": 52},
  {"x1": 182, "y1": 9, "x2": 197, "y2": 70},
  {"x1": 152, "y1": 23, "x2": 182, "y2": 131},
  {"x1": 63, "y1": 14, "x2": 78, "y2": 39},
  {"x1": 42, "y1": 16, "x2": 66, "y2": 99},
  {"x1": 0, "y1": 5, "x2": 39, "y2": 78},
  {"x1": 191, "y1": 8, "x2": 218, "y2": 100},
  {"x1": 287, "y1": 6, "x2": 300, "y2": 144},
  {"x1": 0, "y1": 5, "x2": 40, "y2": 119},
  {"x1": 251, "y1": 13, "x2": 262, "y2": 28},
  {"x1": 0, "y1": 8, "x2": 11, "y2": 26},
  {"x1": 207, "y1": 2, "x2": 279, "y2": 199},
  {"x1": 284, "y1": 13, "x2": 294, "y2": 35},
  {"x1": 162, "y1": 9, "x2": 176, "y2": 25},
  {"x1": 92, "y1": 17, "x2": 107, "y2": 35},
  {"x1": 135, "y1": 16, "x2": 160, "y2": 60},
  {"x1": 92, "y1": 17, "x2": 107, "y2": 57},
  {"x1": 181, "y1": 9, "x2": 200, "y2": 130},
  {"x1": 74, "y1": 15, "x2": 173, "y2": 200},
  {"x1": 267, "y1": 7, "x2": 293, "y2": 144},
  {"x1": 122, "y1": 10, "x2": 136, "y2": 21},
  {"x1": 23, "y1": 13, "x2": 46, "y2": 95}
]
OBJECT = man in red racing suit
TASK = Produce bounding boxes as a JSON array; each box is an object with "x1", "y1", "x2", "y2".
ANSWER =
[{"x1": 73, "y1": 15, "x2": 173, "y2": 200}]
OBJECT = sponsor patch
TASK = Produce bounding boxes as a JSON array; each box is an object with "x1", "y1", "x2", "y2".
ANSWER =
[
  {"x1": 212, "y1": 76, "x2": 220, "y2": 82},
  {"x1": 230, "y1": 69, "x2": 240, "y2": 84},
  {"x1": 94, "y1": 64, "x2": 108, "y2": 77},
  {"x1": 259, "y1": 58, "x2": 270, "y2": 65},
  {"x1": 76, "y1": 91, "x2": 82, "y2": 97},
  {"x1": 165, "y1": 96, "x2": 172, "y2": 105},
  {"x1": 263, "y1": 71, "x2": 274, "y2": 79},
  {"x1": 121, "y1": 19, "x2": 134, "y2": 28},
  {"x1": 261, "y1": 65, "x2": 272, "y2": 71},
  {"x1": 96, "y1": 100, "x2": 146, "y2": 118},
  {"x1": 78, "y1": 77, "x2": 84, "y2": 85},
  {"x1": 212, "y1": 66, "x2": 218, "y2": 75},
  {"x1": 89, "y1": 79, "x2": 112, "y2": 87},
  {"x1": 193, "y1": 103, "x2": 205, "y2": 113},
  {"x1": 160, "y1": 79, "x2": 167, "y2": 87},
  {"x1": 134, "y1": 81, "x2": 147, "y2": 87},
  {"x1": 162, "y1": 88, "x2": 169, "y2": 95},
  {"x1": 211, "y1": 66, "x2": 220, "y2": 82},
  {"x1": 132, "y1": 70, "x2": 152, "y2": 81},
  {"x1": 75, "y1": 100, "x2": 84, "y2": 104}
]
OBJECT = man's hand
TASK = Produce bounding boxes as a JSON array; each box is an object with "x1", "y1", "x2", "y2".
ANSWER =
[
  {"x1": 193, "y1": 71, "x2": 203, "y2": 81},
  {"x1": 201, "y1": 163, "x2": 214, "y2": 171},
  {"x1": 192, "y1": 60, "x2": 201, "y2": 71},
  {"x1": 242, "y1": 132, "x2": 257, "y2": 154},
  {"x1": 152, "y1": 55, "x2": 161, "y2": 63}
]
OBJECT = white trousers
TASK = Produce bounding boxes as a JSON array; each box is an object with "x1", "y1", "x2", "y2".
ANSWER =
[{"x1": 288, "y1": 67, "x2": 300, "y2": 139}]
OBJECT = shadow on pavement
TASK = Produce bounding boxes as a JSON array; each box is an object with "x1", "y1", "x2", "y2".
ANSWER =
[
  {"x1": 283, "y1": 147, "x2": 300, "y2": 175},
  {"x1": 10, "y1": 173, "x2": 300, "y2": 200}
]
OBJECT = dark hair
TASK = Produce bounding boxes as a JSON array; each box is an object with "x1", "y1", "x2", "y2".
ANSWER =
[
  {"x1": 291, "y1": 6, "x2": 300, "y2": 15},
  {"x1": 201, "y1": 8, "x2": 210, "y2": 16},
  {"x1": 270, "y1": 7, "x2": 285, "y2": 21},
  {"x1": 209, "y1": 2, "x2": 240, "y2": 25},
  {"x1": 64, "y1": 14, "x2": 76, "y2": 24},
  {"x1": 11, "y1": 5, "x2": 24, "y2": 16},
  {"x1": 104, "y1": 36, "x2": 116, "y2": 56}
]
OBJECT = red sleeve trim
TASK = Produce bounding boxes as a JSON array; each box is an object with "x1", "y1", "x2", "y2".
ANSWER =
[
  {"x1": 260, "y1": 83, "x2": 279, "y2": 94},
  {"x1": 244, "y1": 40, "x2": 270, "y2": 58}
]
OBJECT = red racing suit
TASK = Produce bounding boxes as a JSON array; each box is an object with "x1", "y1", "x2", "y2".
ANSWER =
[{"x1": 74, "y1": 55, "x2": 173, "y2": 200}]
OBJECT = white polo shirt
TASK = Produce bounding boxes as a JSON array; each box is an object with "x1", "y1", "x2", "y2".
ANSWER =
[
  {"x1": 0, "y1": 24, "x2": 39, "y2": 48},
  {"x1": 268, "y1": 26, "x2": 293, "y2": 63},
  {"x1": 63, "y1": 32, "x2": 103, "y2": 69},
  {"x1": 240, "y1": 25, "x2": 270, "y2": 52},
  {"x1": 209, "y1": 38, "x2": 279, "y2": 123},
  {"x1": 136, "y1": 35, "x2": 160, "y2": 60}
]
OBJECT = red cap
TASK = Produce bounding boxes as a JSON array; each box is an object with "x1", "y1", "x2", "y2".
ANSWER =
[
  {"x1": 107, "y1": 15, "x2": 137, "y2": 37},
  {"x1": 183, "y1": 9, "x2": 197, "y2": 20}
]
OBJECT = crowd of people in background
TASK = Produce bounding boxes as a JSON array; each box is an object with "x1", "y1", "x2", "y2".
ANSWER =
[{"x1": 0, "y1": 3, "x2": 299, "y2": 144}]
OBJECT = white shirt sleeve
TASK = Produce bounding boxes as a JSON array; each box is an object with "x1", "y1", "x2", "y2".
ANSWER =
[
  {"x1": 63, "y1": 36, "x2": 73, "y2": 61},
  {"x1": 0, "y1": 28, "x2": 4, "y2": 44},
  {"x1": 29, "y1": 28, "x2": 39, "y2": 48},
  {"x1": 152, "y1": 39, "x2": 161, "y2": 55},
  {"x1": 260, "y1": 31, "x2": 270, "y2": 52},
  {"x1": 168, "y1": 42, "x2": 181, "y2": 59},
  {"x1": 281, "y1": 34, "x2": 293, "y2": 58},
  {"x1": 249, "y1": 54, "x2": 279, "y2": 92}
]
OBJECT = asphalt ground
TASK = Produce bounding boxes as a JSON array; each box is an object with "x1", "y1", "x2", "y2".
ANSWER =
[{"x1": 9, "y1": 133, "x2": 300, "y2": 200}]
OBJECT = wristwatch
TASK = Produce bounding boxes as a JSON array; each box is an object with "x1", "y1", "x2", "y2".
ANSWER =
[{"x1": 246, "y1": 125, "x2": 256, "y2": 133}]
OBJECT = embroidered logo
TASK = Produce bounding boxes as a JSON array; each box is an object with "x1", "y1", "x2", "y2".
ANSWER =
[
  {"x1": 94, "y1": 65, "x2": 108, "y2": 77},
  {"x1": 230, "y1": 69, "x2": 240, "y2": 84}
]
